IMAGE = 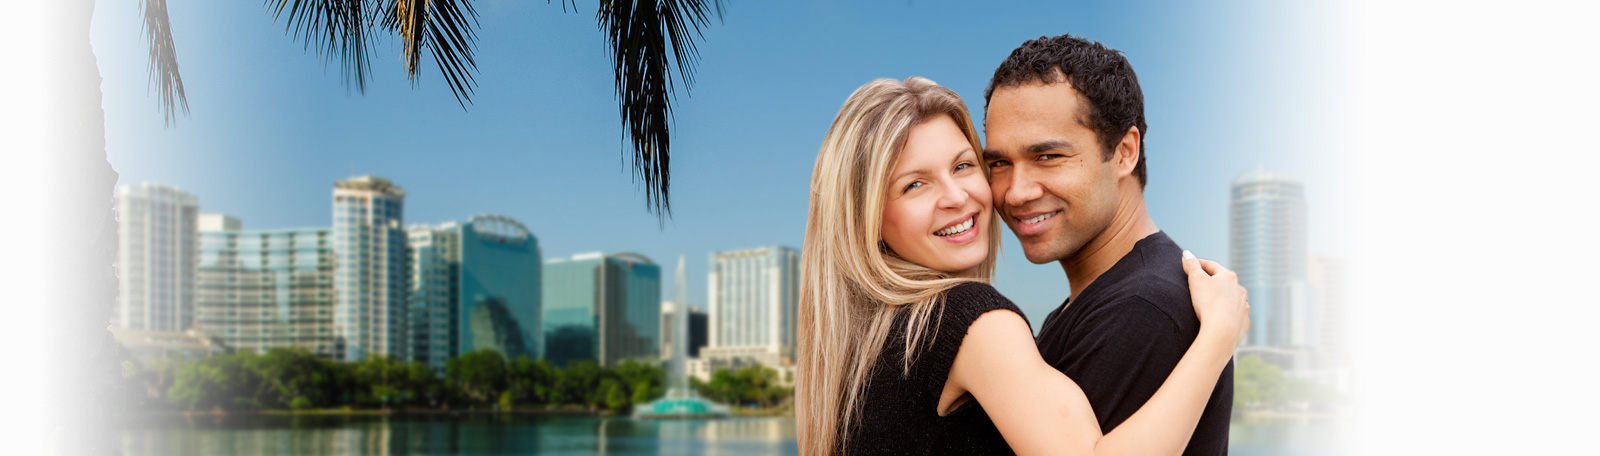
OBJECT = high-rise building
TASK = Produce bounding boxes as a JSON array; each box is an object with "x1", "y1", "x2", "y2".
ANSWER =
[
  {"x1": 406, "y1": 224, "x2": 459, "y2": 370},
  {"x1": 407, "y1": 215, "x2": 543, "y2": 372},
  {"x1": 193, "y1": 217, "x2": 336, "y2": 356},
  {"x1": 662, "y1": 302, "x2": 708, "y2": 359},
  {"x1": 115, "y1": 183, "x2": 199, "y2": 331},
  {"x1": 1309, "y1": 253, "x2": 1348, "y2": 369},
  {"x1": 1230, "y1": 169, "x2": 1308, "y2": 348},
  {"x1": 542, "y1": 252, "x2": 660, "y2": 367},
  {"x1": 332, "y1": 176, "x2": 407, "y2": 361},
  {"x1": 701, "y1": 246, "x2": 800, "y2": 376}
]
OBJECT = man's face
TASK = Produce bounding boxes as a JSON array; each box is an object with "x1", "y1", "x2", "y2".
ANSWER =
[{"x1": 983, "y1": 80, "x2": 1125, "y2": 264}]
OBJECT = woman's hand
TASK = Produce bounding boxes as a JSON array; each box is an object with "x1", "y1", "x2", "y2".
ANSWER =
[{"x1": 1181, "y1": 250, "x2": 1250, "y2": 348}]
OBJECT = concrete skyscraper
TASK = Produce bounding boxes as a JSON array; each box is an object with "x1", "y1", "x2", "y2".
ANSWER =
[
  {"x1": 332, "y1": 176, "x2": 407, "y2": 361},
  {"x1": 193, "y1": 214, "x2": 337, "y2": 356},
  {"x1": 701, "y1": 246, "x2": 800, "y2": 379},
  {"x1": 115, "y1": 183, "x2": 199, "y2": 332}
]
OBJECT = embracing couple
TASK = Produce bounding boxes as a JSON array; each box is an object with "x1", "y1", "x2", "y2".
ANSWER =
[{"x1": 795, "y1": 34, "x2": 1250, "y2": 455}]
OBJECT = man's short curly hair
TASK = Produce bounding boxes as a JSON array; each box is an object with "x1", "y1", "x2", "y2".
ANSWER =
[{"x1": 984, "y1": 34, "x2": 1148, "y2": 187}]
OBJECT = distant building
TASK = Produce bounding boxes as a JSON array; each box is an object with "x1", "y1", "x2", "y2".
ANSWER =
[
  {"x1": 661, "y1": 302, "x2": 708, "y2": 359},
  {"x1": 1309, "y1": 253, "x2": 1348, "y2": 369},
  {"x1": 332, "y1": 176, "x2": 408, "y2": 361},
  {"x1": 407, "y1": 215, "x2": 542, "y2": 372},
  {"x1": 109, "y1": 327, "x2": 229, "y2": 362},
  {"x1": 543, "y1": 252, "x2": 660, "y2": 367},
  {"x1": 406, "y1": 224, "x2": 459, "y2": 370},
  {"x1": 193, "y1": 220, "x2": 337, "y2": 357},
  {"x1": 1230, "y1": 169, "x2": 1308, "y2": 349},
  {"x1": 701, "y1": 246, "x2": 800, "y2": 378},
  {"x1": 115, "y1": 183, "x2": 199, "y2": 332}
]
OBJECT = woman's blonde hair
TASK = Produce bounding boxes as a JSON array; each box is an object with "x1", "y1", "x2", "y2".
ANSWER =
[{"x1": 796, "y1": 77, "x2": 1001, "y2": 455}]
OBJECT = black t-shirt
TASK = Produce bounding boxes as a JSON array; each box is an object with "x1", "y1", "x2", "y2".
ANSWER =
[
  {"x1": 844, "y1": 281, "x2": 1022, "y2": 455},
  {"x1": 1035, "y1": 231, "x2": 1234, "y2": 456}
]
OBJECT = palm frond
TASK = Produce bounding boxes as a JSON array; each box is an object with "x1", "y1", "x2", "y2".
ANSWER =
[
  {"x1": 598, "y1": 0, "x2": 725, "y2": 217},
  {"x1": 265, "y1": 0, "x2": 380, "y2": 93},
  {"x1": 141, "y1": 0, "x2": 189, "y2": 126},
  {"x1": 382, "y1": 0, "x2": 481, "y2": 107}
]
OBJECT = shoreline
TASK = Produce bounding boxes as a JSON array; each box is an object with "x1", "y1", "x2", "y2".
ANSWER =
[
  {"x1": 124, "y1": 405, "x2": 616, "y2": 418},
  {"x1": 120, "y1": 404, "x2": 797, "y2": 419}
]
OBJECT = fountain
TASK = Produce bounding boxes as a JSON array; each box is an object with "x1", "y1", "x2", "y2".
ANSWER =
[{"x1": 634, "y1": 255, "x2": 731, "y2": 419}]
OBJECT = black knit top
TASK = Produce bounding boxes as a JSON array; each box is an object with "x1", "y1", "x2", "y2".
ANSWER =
[{"x1": 841, "y1": 281, "x2": 1024, "y2": 455}]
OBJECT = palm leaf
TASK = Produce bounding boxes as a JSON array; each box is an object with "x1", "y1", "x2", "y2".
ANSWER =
[
  {"x1": 598, "y1": 0, "x2": 725, "y2": 217},
  {"x1": 381, "y1": 0, "x2": 482, "y2": 107},
  {"x1": 141, "y1": 0, "x2": 189, "y2": 126},
  {"x1": 265, "y1": 0, "x2": 380, "y2": 93}
]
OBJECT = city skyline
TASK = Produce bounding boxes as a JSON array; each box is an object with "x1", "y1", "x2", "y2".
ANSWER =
[{"x1": 91, "y1": 1, "x2": 1351, "y2": 331}]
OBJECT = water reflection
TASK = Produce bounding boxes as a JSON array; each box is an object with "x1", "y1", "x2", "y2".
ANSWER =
[
  {"x1": 120, "y1": 414, "x2": 1329, "y2": 455},
  {"x1": 120, "y1": 414, "x2": 799, "y2": 456}
]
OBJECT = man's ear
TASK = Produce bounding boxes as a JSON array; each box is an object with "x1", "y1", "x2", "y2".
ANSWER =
[{"x1": 1113, "y1": 126, "x2": 1141, "y2": 177}]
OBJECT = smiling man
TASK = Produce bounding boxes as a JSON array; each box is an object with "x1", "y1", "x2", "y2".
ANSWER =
[{"x1": 981, "y1": 35, "x2": 1233, "y2": 455}]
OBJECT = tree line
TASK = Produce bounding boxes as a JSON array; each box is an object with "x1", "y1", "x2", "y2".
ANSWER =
[
  {"x1": 114, "y1": 347, "x2": 798, "y2": 413},
  {"x1": 1233, "y1": 355, "x2": 1345, "y2": 412},
  {"x1": 117, "y1": 347, "x2": 666, "y2": 412}
]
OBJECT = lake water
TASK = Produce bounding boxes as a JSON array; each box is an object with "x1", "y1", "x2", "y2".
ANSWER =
[{"x1": 119, "y1": 414, "x2": 1342, "y2": 455}]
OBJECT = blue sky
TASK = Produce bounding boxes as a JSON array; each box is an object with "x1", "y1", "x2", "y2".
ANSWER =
[{"x1": 92, "y1": 0, "x2": 1350, "y2": 332}]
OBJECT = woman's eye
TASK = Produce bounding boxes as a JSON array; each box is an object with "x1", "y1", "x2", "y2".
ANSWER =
[
  {"x1": 955, "y1": 162, "x2": 974, "y2": 172},
  {"x1": 904, "y1": 181, "x2": 923, "y2": 192}
]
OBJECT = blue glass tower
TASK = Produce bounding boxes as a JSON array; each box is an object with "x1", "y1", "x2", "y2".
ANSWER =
[
  {"x1": 542, "y1": 252, "x2": 660, "y2": 367},
  {"x1": 407, "y1": 215, "x2": 542, "y2": 372},
  {"x1": 1230, "y1": 168, "x2": 1308, "y2": 348}
]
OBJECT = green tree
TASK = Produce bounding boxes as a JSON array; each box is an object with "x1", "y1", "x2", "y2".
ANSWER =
[
  {"x1": 498, "y1": 390, "x2": 515, "y2": 411},
  {"x1": 168, "y1": 352, "x2": 263, "y2": 410},
  {"x1": 508, "y1": 355, "x2": 559, "y2": 405},
  {"x1": 1234, "y1": 355, "x2": 1286, "y2": 410},
  {"x1": 631, "y1": 380, "x2": 655, "y2": 405},
  {"x1": 556, "y1": 361, "x2": 603, "y2": 407},
  {"x1": 447, "y1": 350, "x2": 508, "y2": 404},
  {"x1": 602, "y1": 379, "x2": 628, "y2": 410}
]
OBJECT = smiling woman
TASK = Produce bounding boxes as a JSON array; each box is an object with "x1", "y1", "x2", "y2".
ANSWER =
[
  {"x1": 880, "y1": 114, "x2": 994, "y2": 276},
  {"x1": 795, "y1": 77, "x2": 1004, "y2": 455}
]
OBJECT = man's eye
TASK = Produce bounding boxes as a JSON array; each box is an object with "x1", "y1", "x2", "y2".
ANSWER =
[
  {"x1": 987, "y1": 160, "x2": 1010, "y2": 169},
  {"x1": 1038, "y1": 154, "x2": 1062, "y2": 161}
]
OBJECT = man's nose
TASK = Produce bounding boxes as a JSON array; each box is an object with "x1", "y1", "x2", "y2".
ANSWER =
[{"x1": 1004, "y1": 166, "x2": 1043, "y2": 208}]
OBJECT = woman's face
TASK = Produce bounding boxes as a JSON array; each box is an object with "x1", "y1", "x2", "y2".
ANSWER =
[{"x1": 880, "y1": 115, "x2": 992, "y2": 276}]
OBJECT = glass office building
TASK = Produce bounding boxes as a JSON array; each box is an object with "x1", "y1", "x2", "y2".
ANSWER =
[
  {"x1": 408, "y1": 215, "x2": 543, "y2": 372},
  {"x1": 1230, "y1": 168, "x2": 1309, "y2": 348},
  {"x1": 194, "y1": 221, "x2": 336, "y2": 356},
  {"x1": 332, "y1": 176, "x2": 407, "y2": 361},
  {"x1": 701, "y1": 246, "x2": 800, "y2": 375},
  {"x1": 543, "y1": 252, "x2": 660, "y2": 367},
  {"x1": 115, "y1": 183, "x2": 199, "y2": 332},
  {"x1": 406, "y1": 224, "x2": 459, "y2": 371}
]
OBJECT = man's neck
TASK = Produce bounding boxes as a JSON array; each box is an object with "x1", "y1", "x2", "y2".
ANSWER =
[{"x1": 1061, "y1": 185, "x2": 1159, "y2": 301}]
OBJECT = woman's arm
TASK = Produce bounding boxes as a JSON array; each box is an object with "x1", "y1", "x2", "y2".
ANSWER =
[{"x1": 945, "y1": 255, "x2": 1246, "y2": 456}]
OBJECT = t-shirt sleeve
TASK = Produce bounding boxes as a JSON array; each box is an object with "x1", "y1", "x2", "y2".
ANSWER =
[
  {"x1": 1055, "y1": 295, "x2": 1191, "y2": 432},
  {"x1": 920, "y1": 282, "x2": 1028, "y2": 393}
]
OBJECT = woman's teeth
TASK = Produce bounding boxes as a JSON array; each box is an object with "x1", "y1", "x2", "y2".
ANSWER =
[{"x1": 935, "y1": 217, "x2": 974, "y2": 237}]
